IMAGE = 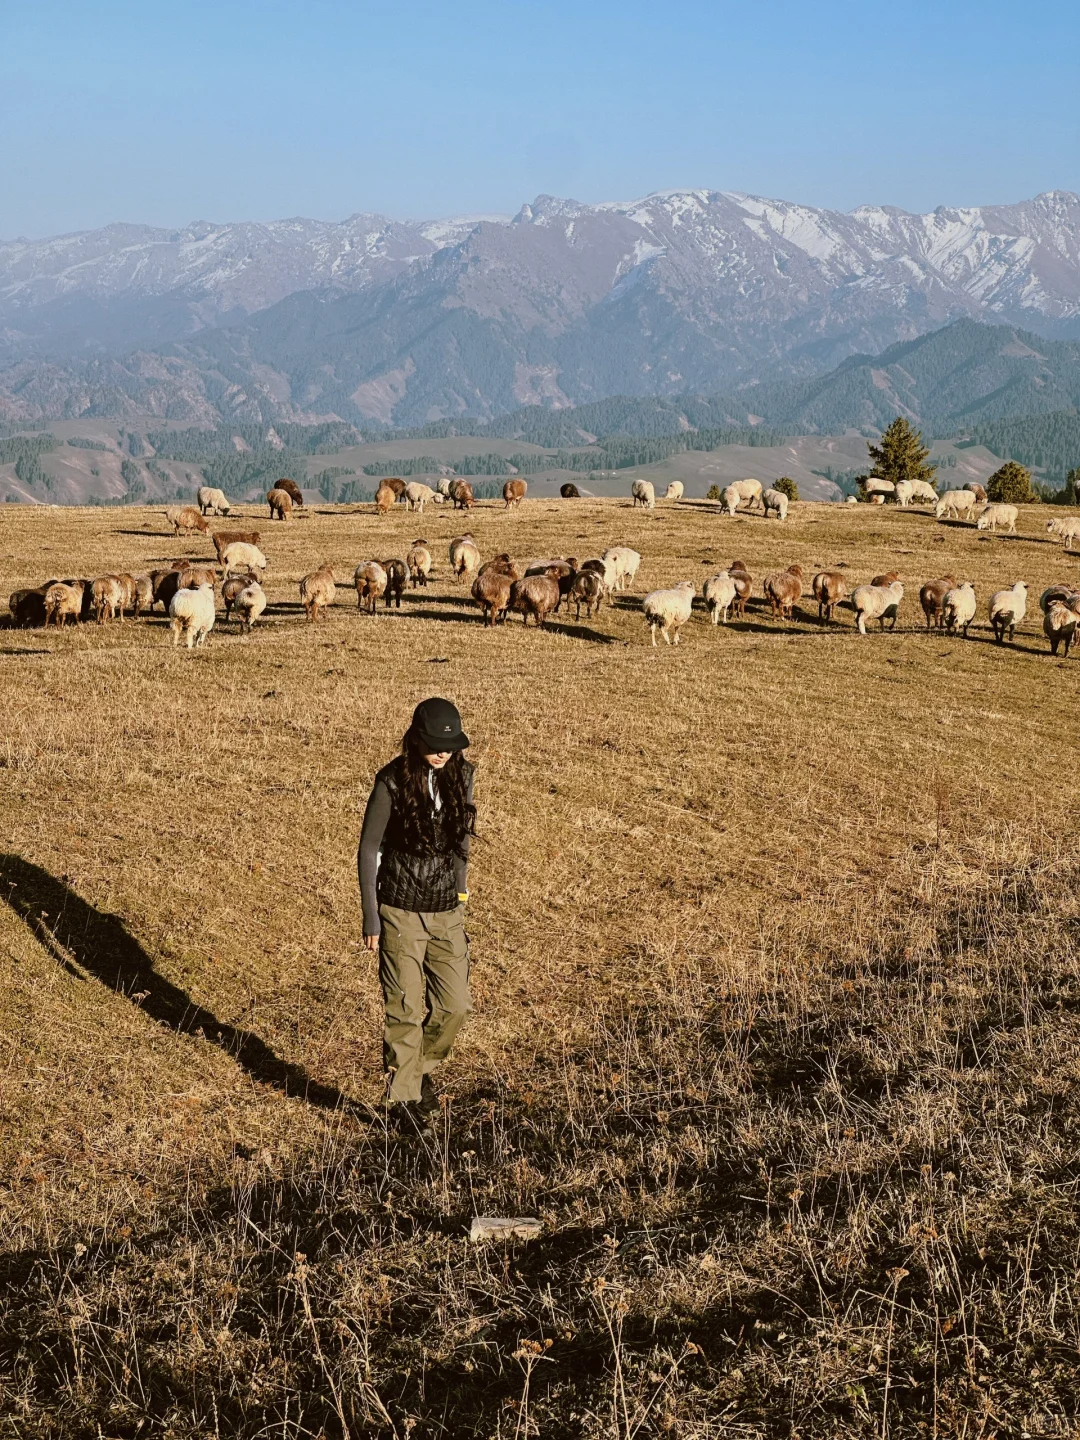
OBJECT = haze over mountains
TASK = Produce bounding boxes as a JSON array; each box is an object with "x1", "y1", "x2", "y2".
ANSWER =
[{"x1": 3, "y1": 188, "x2": 1080, "y2": 428}]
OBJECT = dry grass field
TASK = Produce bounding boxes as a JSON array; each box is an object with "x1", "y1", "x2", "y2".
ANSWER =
[{"x1": 1, "y1": 494, "x2": 1079, "y2": 1438}]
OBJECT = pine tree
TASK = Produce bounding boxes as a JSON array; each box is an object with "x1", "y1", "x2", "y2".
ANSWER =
[
  {"x1": 986, "y1": 461, "x2": 1034, "y2": 504},
  {"x1": 1063, "y1": 467, "x2": 1080, "y2": 505},
  {"x1": 774, "y1": 476, "x2": 799, "y2": 502},
  {"x1": 866, "y1": 418, "x2": 938, "y2": 489}
]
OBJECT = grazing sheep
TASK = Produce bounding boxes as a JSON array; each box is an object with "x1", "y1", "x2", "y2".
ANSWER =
[
  {"x1": 976, "y1": 503, "x2": 1018, "y2": 534},
  {"x1": 477, "y1": 553, "x2": 523, "y2": 582},
  {"x1": 223, "y1": 573, "x2": 258, "y2": 620},
  {"x1": 197, "y1": 486, "x2": 231, "y2": 516},
  {"x1": 870, "y1": 570, "x2": 901, "y2": 587},
  {"x1": 114, "y1": 573, "x2": 138, "y2": 617},
  {"x1": 526, "y1": 559, "x2": 577, "y2": 612},
  {"x1": 129, "y1": 575, "x2": 153, "y2": 618},
  {"x1": 375, "y1": 482, "x2": 398, "y2": 514},
  {"x1": 177, "y1": 565, "x2": 218, "y2": 594},
  {"x1": 1039, "y1": 583, "x2": 1080, "y2": 614},
  {"x1": 510, "y1": 574, "x2": 560, "y2": 627},
  {"x1": 869, "y1": 493, "x2": 886, "y2": 505},
  {"x1": 354, "y1": 561, "x2": 387, "y2": 616},
  {"x1": 560, "y1": 483, "x2": 581, "y2": 498},
  {"x1": 864, "y1": 479, "x2": 895, "y2": 499},
  {"x1": 942, "y1": 583, "x2": 977, "y2": 638},
  {"x1": 212, "y1": 529, "x2": 260, "y2": 563},
  {"x1": 1046, "y1": 517, "x2": 1080, "y2": 550},
  {"x1": 436, "y1": 478, "x2": 453, "y2": 499},
  {"x1": 407, "y1": 541, "x2": 433, "y2": 588},
  {"x1": 273, "y1": 478, "x2": 304, "y2": 509},
  {"x1": 267, "y1": 488, "x2": 292, "y2": 521},
  {"x1": 764, "y1": 564, "x2": 804, "y2": 620},
  {"x1": 166, "y1": 505, "x2": 209, "y2": 536},
  {"x1": 988, "y1": 581, "x2": 1028, "y2": 644},
  {"x1": 728, "y1": 560, "x2": 753, "y2": 618},
  {"x1": 845, "y1": 495, "x2": 858, "y2": 504},
  {"x1": 721, "y1": 484, "x2": 741, "y2": 518},
  {"x1": 44, "y1": 581, "x2": 86, "y2": 628},
  {"x1": 631, "y1": 479, "x2": 656, "y2": 510},
  {"x1": 471, "y1": 568, "x2": 513, "y2": 626},
  {"x1": 9, "y1": 586, "x2": 49, "y2": 627},
  {"x1": 732, "y1": 479, "x2": 763, "y2": 507},
  {"x1": 852, "y1": 580, "x2": 904, "y2": 635},
  {"x1": 664, "y1": 481, "x2": 685, "y2": 502},
  {"x1": 1043, "y1": 600, "x2": 1080, "y2": 657},
  {"x1": 169, "y1": 584, "x2": 215, "y2": 648},
  {"x1": 300, "y1": 564, "x2": 336, "y2": 621},
  {"x1": 572, "y1": 570, "x2": 603, "y2": 619},
  {"x1": 935, "y1": 489, "x2": 978, "y2": 522},
  {"x1": 449, "y1": 479, "x2": 474, "y2": 509},
  {"x1": 602, "y1": 546, "x2": 641, "y2": 591},
  {"x1": 221, "y1": 542, "x2": 267, "y2": 577},
  {"x1": 964, "y1": 483, "x2": 988, "y2": 503},
  {"x1": 812, "y1": 570, "x2": 848, "y2": 624},
  {"x1": 894, "y1": 481, "x2": 914, "y2": 508},
  {"x1": 383, "y1": 557, "x2": 407, "y2": 609},
  {"x1": 234, "y1": 583, "x2": 266, "y2": 634},
  {"x1": 449, "y1": 534, "x2": 481, "y2": 583},
  {"x1": 919, "y1": 575, "x2": 959, "y2": 631},
  {"x1": 909, "y1": 479, "x2": 939, "y2": 504},
  {"x1": 702, "y1": 571, "x2": 737, "y2": 625},
  {"x1": 91, "y1": 575, "x2": 125, "y2": 624},
  {"x1": 503, "y1": 478, "x2": 527, "y2": 509},
  {"x1": 405, "y1": 482, "x2": 436, "y2": 513},
  {"x1": 580, "y1": 556, "x2": 617, "y2": 603},
  {"x1": 762, "y1": 488, "x2": 789, "y2": 521},
  {"x1": 151, "y1": 568, "x2": 185, "y2": 612},
  {"x1": 643, "y1": 580, "x2": 696, "y2": 646}
]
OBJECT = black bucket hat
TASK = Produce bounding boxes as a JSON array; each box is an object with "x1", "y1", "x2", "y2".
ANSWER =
[{"x1": 410, "y1": 696, "x2": 470, "y2": 752}]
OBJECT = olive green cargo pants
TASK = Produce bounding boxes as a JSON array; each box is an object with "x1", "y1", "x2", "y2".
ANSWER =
[{"x1": 378, "y1": 903, "x2": 472, "y2": 1103}]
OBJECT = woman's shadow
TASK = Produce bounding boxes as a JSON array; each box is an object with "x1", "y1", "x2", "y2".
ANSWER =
[{"x1": 0, "y1": 854, "x2": 362, "y2": 1117}]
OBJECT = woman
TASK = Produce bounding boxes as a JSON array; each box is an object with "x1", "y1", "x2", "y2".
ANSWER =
[{"x1": 358, "y1": 697, "x2": 475, "y2": 1135}]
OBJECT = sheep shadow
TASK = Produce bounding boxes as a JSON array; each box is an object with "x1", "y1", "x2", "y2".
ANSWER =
[
  {"x1": 543, "y1": 620, "x2": 621, "y2": 644},
  {"x1": 0, "y1": 855, "x2": 362, "y2": 1117}
]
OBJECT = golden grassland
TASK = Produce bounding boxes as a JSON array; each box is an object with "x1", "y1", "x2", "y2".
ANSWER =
[{"x1": 1, "y1": 495, "x2": 1079, "y2": 1437}]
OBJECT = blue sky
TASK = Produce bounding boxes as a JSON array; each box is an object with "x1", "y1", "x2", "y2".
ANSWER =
[{"x1": 1, "y1": 0, "x2": 1077, "y2": 236}]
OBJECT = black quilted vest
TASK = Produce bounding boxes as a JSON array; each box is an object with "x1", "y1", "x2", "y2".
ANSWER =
[{"x1": 376, "y1": 757, "x2": 470, "y2": 914}]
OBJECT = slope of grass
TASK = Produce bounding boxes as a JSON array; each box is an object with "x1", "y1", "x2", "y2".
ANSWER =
[{"x1": 1, "y1": 497, "x2": 1079, "y2": 1436}]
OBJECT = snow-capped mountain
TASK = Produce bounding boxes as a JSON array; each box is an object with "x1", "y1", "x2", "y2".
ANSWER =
[{"x1": 3, "y1": 189, "x2": 1080, "y2": 424}]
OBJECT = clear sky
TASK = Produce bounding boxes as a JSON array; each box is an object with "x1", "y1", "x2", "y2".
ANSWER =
[{"x1": 1, "y1": 0, "x2": 1077, "y2": 237}]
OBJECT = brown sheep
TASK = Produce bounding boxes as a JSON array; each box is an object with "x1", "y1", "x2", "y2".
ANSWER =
[
  {"x1": 560, "y1": 483, "x2": 581, "y2": 498},
  {"x1": 177, "y1": 565, "x2": 218, "y2": 593},
  {"x1": 477, "y1": 553, "x2": 524, "y2": 582},
  {"x1": 965, "y1": 483, "x2": 988, "y2": 503},
  {"x1": 213, "y1": 529, "x2": 261, "y2": 563},
  {"x1": 449, "y1": 479, "x2": 474, "y2": 510},
  {"x1": 267, "y1": 488, "x2": 292, "y2": 521},
  {"x1": 407, "y1": 541, "x2": 433, "y2": 588},
  {"x1": 510, "y1": 574, "x2": 560, "y2": 627},
  {"x1": 919, "y1": 574, "x2": 959, "y2": 631},
  {"x1": 812, "y1": 570, "x2": 848, "y2": 624},
  {"x1": 300, "y1": 564, "x2": 336, "y2": 621},
  {"x1": 151, "y1": 568, "x2": 186, "y2": 612},
  {"x1": 223, "y1": 573, "x2": 258, "y2": 621},
  {"x1": 383, "y1": 477, "x2": 407, "y2": 499},
  {"x1": 274, "y1": 478, "x2": 304, "y2": 508},
  {"x1": 728, "y1": 560, "x2": 753, "y2": 619},
  {"x1": 471, "y1": 568, "x2": 513, "y2": 627},
  {"x1": 572, "y1": 569, "x2": 603, "y2": 619},
  {"x1": 90, "y1": 575, "x2": 125, "y2": 624},
  {"x1": 166, "y1": 505, "x2": 209, "y2": 536},
  {"x1": 870, "y1": 570, "x2": 901, "y2": 587},
  {"x1": 764, "y1": 564, "x2": 803, "y2": 619},
  {"x1": 8, "y1": 586, "x2": 49, "y2": 627},
  {"x1": 503, "y1": 478, "x2": 527, "y2": 509},
  {"x1": 44, "y1": 581, "x2": 86, "y2": 627},
  {"x1": 115, "y1": 573, "x2": 138, "y2": 616},
  {"x1": 354, "y1": 562, "x2": 387, "y2": 616},
  {"x1": 132, "y1": 575, "x2": 154, "y2": 618},
  {"x1": 383, "y1": 557, "x2": 407, "y2": 608},
  {"x1": 375, "y1": 482, "x2": 398, "y2": 514}
]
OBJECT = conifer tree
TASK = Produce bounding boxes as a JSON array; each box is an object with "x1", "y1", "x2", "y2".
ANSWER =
[
  {"x1": 866, "y1": 418, "x2": 938, "y2": 489},
  {"x1": 986, "y1": 461, "x2": 1034, "y2": 504}
]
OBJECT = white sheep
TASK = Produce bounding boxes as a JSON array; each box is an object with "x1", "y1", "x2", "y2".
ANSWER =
[
  {"x1": 168, "y1": 584, "x2": 215, "y2": 649},
  {"x1": 935, "y1": 489, "x2": 978, "y2": 522},
  {"x1": 909, "y1": 480, "x2": 939, "y2": 504},
  {"x1": 601, "y1": 547, "x2": 641, "y2": 591},
  {"x1": 449, "y1": 534, "x2": 481, "y2": 582},
  {"x1": 405, "y1": 481, "x2": 436, "y2": 512},
  {"x1": 988, "y1": 581, "x2": 1027, "y2": 644},
  {"x1": 437, "y1": 477, "x2": 453, "y2": 498},
  {"x1": 942, "y1": 582, "x2": 977, "y2": 637},
  {"x1": 702, "y1": 571, "x2": 737, "y2": 624},
  {"x1": 721, "y1": 484, "x2": 742, "y2": 517},
  {"x1": 852, "y1": 580, "x2": 904, "y2": 635},
  {"x1": 976, "y1": 503, "x2": 1018, "y2": 534},
  {"x1": 221, "y1": 541, "x2": 267, "y2": 576},
  {"x1": 663, "y1": 481, "x2": 684, "y2": 501},
  {"x1": 235, "y1": 582, "x2": 266, "y2": 634},
  {"x1": 1046, "y1": 516, "x2": 1080, "y2": 551},
  {"x1": 865, "y1": 479, "x2": 895, "y2": 498},
  {"x1": 631, "y1": 479, "x2": 656, "y2": 510},
  {"x1": 642, "y1": 580, "x2": 695, "y2": 646},
  {"x1": 894, "y1": 481, "x2": 914, "y2": 507},
  {"x1": 197, "y1": 485, "x2": 231, "y2": 516},
  {"x1": 762, "y1": 488, "x2": 789, "y2": 521}
]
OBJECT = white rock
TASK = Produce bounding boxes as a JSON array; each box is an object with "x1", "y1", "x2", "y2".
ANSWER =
[{"x1": 469, "y1": 1215, "x2": 542, "y2": 1243}]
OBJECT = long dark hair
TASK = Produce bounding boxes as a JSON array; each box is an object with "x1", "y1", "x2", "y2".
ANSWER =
[{"x1": 396, "y1": 728, "x2": 476, "y2": 855}]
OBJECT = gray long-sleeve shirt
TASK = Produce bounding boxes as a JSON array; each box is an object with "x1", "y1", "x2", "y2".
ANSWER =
[{"x1": 357, "y1": 770, "x2": 471, "y2": 935}]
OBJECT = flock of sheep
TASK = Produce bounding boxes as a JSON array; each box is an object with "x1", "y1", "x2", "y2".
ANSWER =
[{"x1": 7, "y1": 469, "x2": 1080, "y2": 656}]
